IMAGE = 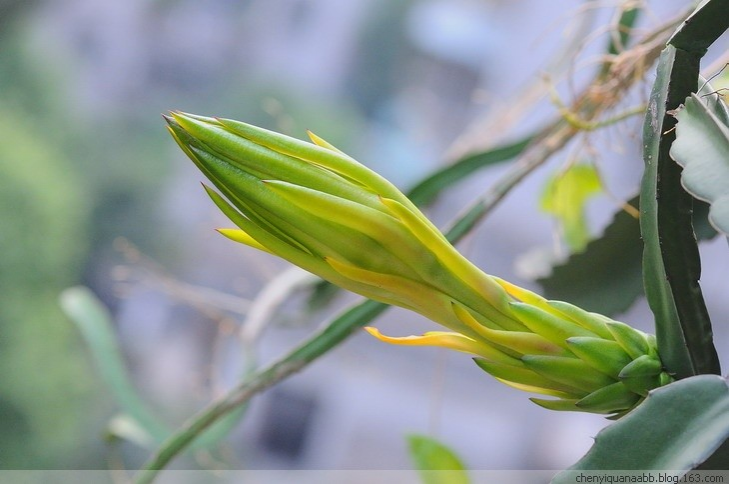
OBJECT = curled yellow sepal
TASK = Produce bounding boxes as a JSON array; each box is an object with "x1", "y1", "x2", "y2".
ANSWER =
[
  {"x1": 364, "y1": 327, "x2": 519, "y2": 364},
  {"x1": 306, "y1": 130, "x2": 348, "y2": 155},
  {"x1": 452, "y1": 303, "x2": 567, "y2": 356},
  {"x1": 217, "y1": 228, "x2": 274, "y2": 255}
]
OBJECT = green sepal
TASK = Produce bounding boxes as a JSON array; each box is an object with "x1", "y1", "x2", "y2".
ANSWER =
[
  {"x1": 606, "y1": 321, "x2": 653, "y2": 360},
  {"x1": 659, "y1": 372, "x2": 673, "y2": 386},
  {"x1": 509, "y1": 302, "x2": 599, "y2": 349},
  {"x1": 575, "y1": 382, "x2": 641, "y2": 414},
  {"x1": 382, "y1": 197, "x2": 513, "y2": 314},
  {"x1": 529, "y1": 398, "x2": 581, "y2": 412},
  {"x1": 263, "y1": 180, "x2": 395, "y2": 229},
  {"x1": 618, "y1": 354, "x2": 669, "y2": 397},
  {"x1": 204, "y1": 187, "x2": 429, "y2": 312},
  {"x1": 172, "y1": 114, "x2": 286, "y2": 181},
  {"x1": 619, "y1": 354, "x2": 663, "y2": 378},
  {"x1": 451, "y1": 303, "x2": 566, "y2": 357},
  {"x1": 217, "y1": 228, "x2": 273, "y2": 254},
  {"x1": 171, "y1": 113, "x2": 380, "y2": 210},
  {"x1": 477, "y1": 327, "x2": 569, "y2": 358},
  {"x1": 189, "y1": 145, "x2": 352, "y2": 261},
  {"x1": 206, "y1": 174, "x2": 396, "y2": 274},
  {"x1": 216, "y1": 116, "x2": 412, "y2": 207},
  {"x1": 473, "y1": 358, "x2": 584, "y2": 397},
  {"x1": 546, "y1": 300, "x2": 614, "y2": 340},
  {"x1": 306, "y1": 130, "x2": 348, "y2": 154},
  {"x1": 522, "y1": 355, "x2": 616, "y2": 393},
  {"x1": 325, "y1": 257, "x2": 469, "y2": 332},
  {"x1": 621, "y1": 375, "x2": 663, "y2": 398},
  {"x1": 264, "y1": 180, "x2": 433, "y2": 282},
  {"x1": 203, "y1": 184, "x2": 310, "y2": 258},
  {"x1": 566, "y1": 337, "x2": 633, "y2": 378}
]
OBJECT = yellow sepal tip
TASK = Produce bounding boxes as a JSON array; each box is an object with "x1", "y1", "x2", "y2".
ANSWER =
[{"x1": 216, "y1": 228, "x2": 274, "y2": 254}]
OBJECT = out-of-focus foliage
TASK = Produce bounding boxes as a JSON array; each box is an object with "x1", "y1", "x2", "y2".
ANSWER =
[
  {"x1": 538, "y1": 200, "x2": 643, "y2": 316},
  {"x1": 0, "y1": 103, "x2": 99, "y2": 468},
  {"x1": 0, "y1": 4, "x2": 174, "y2": 468},
  {"x1": 1, "y1": 0, "x2": 378, "y2": 470},
  {"x1": 407, "y1": 434, "x2": 470, "y2": 484},
  {"x1": 539, "y1": 163, "x2": 602, "y2": 252},
  {"x1": 537, "y1": 198, "x2": 717, "y2": 318},
  {"x1": 0, "y1": 9, "x2": 174, "y2": 276}
]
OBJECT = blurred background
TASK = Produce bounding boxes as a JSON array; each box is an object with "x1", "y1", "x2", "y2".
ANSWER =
[{"x1": 1, "y1": 0, "x2": 727, "y2": 474}]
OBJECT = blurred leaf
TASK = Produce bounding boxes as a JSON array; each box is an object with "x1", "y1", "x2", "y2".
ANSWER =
[
  {"x1": 106, "y1": 414, "x2": 156, "y2": 449},
  {"x1": 136, "y1": 298, "x2": 391, "y2": 482},
  {"x1": 406, "y1": 134, "x2": 537, "y2": 206},
  {"x1": 538, "y1": 199, "x2": 641, "y2": 316},
  {"x1": 596, "y1": 2, "x2": 641, "y2": 79},
  {"x1": 305, "y1": 279, "x2": 341, "y2": 313},
  {"x1": 0, "y1": 0, "x2": 40, "y2": 32},
  {"x1": 60, "y1": 286, "x2": 171, "y2": 447},
  {"x1": 539, "y1": 163, "x2": 602, "y2": 251},
  {"x1": 407, "y1": 435, "x2": 469, "y2": 484},
  {"x1": 671, "y1": 93, "x2": 729, "y2": 235},
  {"x1": 538, "y1": 197, "x2": 716, "y2": 317},
  {"x1": 639, "y1": 44, "x2": 719, "y2": 379},
  {"x1": 61, "y1": 286, "x2": 248, "y2": 452},
  {"x1": 552, "y1": 375, "x2": 729, "y2": 477},
  {"x1": 0, "y1": 102, "x2": 97, "y2": 467},
  {"x1": 605, "y1": 4, "x2": 640, "y2": 57}
]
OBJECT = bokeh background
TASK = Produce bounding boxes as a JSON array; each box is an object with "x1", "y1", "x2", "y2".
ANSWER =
[{"x1": 2, "y1": 0, "x2": 727, "y2": 473}]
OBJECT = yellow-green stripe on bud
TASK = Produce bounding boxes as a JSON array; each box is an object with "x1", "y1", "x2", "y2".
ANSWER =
[{"x1": 167, "y1": 112, "x2": 672, "y2": 418}]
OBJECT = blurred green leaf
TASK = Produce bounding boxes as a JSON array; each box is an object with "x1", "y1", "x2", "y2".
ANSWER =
[
  {"x1": 605, "y1": 4, "x2": 640, "y2": 57},
  {"x1": 538, "y1": 197, "x2": 716, "y2": 317},
  {"x1": 136, "y1": 298, "x2": 390, "y2": 483},
  {"x1": 671, "y1": 93, "x2": 729, "y2": 235},
  {"x1": 407, "y1": 434, "x2": 470, "y2": 484},
  {"x1": 106, "y1": 414, "x2": 157, "y2": 449},
  {"x1": 0, "y1": 101, "x2": 97, "y2": 468},
  {"x1": 61, "y1": 286, "x2": 248, "y2": 452},
  {"x1": 305, "y1": 279, "x2": 341, "y2": 313},
  {"x1": 552, "y1": 375, "x2": 729, "y2": 477},
  {"x1": 539, "y1": 163, "x2": 602, "y2": 251},
  {"x1": 407, "y1": 134, "x2": 537, "y2": 206},
  {"x1": 538, "y1": 199, "x2": 641, "y2": 315},
  {"x1": 60, "y1": 286, "x2": 171, "y2": 447},
  {"x1": 596, "y1": 3, "x2": 641, "y2": 80}
]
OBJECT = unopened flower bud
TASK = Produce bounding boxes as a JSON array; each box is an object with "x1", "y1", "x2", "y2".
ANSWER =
[{"x1": 167, "y1": 112, "x2": 672, "y2": 417}]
